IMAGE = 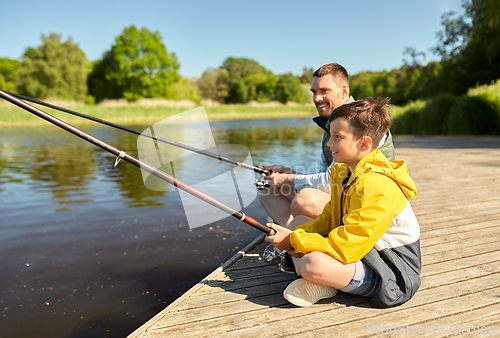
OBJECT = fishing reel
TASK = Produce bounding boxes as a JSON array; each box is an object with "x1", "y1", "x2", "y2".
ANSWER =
[
  {"x1": 259, "y1": 244, "x2": 296, "y2": 274},
  {"x1": 255, "y1": 178, "x2": 270, "y2": 190}
]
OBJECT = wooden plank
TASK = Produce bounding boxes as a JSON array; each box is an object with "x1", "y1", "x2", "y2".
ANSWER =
[
  {"x1": 135, "y1": 239, "x2": 500, "y2": 334},
  {"x1": 421, "y1": 227, "x2": 500, "y2": 255},
  {"x1": 420, "y1": 219, "x2": 500, "y2": 241},
  {"x1": 206, "y1": 276, "x2": 500, "y2": 338},
  {"x1": 417, "y1": 303, "x2": 500, "y2": 337},
  {"x1": 145, "y1": 244, "x2": 500, "y2": 335},
  {"x1": 422, "y1": 236, "x2": 500, "y2": 265},
  {"x1": 422, "y1": 249, "x2": 500, "y2": 277}
]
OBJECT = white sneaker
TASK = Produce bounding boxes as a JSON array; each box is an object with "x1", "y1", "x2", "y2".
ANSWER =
[{"x1": 283, "y1": 278, "x2": 338, "y2": 307}]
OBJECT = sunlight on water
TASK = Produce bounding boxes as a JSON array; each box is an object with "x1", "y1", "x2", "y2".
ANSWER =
[{"x1": 0, "y1": 117, "x2": 322, "y2": 337}]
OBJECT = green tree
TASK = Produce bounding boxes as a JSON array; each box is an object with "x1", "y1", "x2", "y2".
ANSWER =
[
  {"x1": 221, "y1": 57, "x2": 266, "y2": 79},
  {"x1": 298, "y1": 67, "x2": 314, "y2": 84},
  {"x1": 0, "y1": 58, "x2": 21, "y2": 92},
  {"x1": 196, "y1": 58, "x2": 298, "y2": 104},
  {"x1": 275, "y1": 73, "x2": 306, "y2": 104},
  {"x1": 257, "y1": 72, "x2": 279, "y2": 102},
  {"x1": 221, "y1": 58, "x2": 265, "y2": 103},
  {"x1": 461, "y1": 0, "x2": 500, "y2": 88},
  {"x1": 232, "y1": 78, "x2": 249, "y2": 103},
  {"x1": 432, "y1": 0, "x2": 500, "y2": 94},
  {"x1": 16, "y1": 33, "x2": 88, "y2": 100},
  {"x1": 170, "y1": 77, "x2": 201, "y2": 101},
  {"x1": 197, "y1": 68, "x2": 230, "y2": 103},
  {"x1": 88, "y1": 25, "x2": 180, "y2": 102}
]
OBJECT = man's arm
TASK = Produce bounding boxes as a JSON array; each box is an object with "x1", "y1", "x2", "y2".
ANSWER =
[{"x1": 294, "y1": 166, "x2": 332, "y2": 193}]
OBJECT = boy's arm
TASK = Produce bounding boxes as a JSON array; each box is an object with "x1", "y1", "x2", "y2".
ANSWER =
[
  {"x1": 290, "y1": 175, "x2": 405, "y2": 264},
  {"x1": 294, "y1": 163, "x2": 343, "y2": 236},
  {"x1": 295, "y1": 198, "x2": 334, "y2": 236}
]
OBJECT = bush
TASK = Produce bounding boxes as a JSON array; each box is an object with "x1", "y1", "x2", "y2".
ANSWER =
[
  {"x1": 467, "y1": 79, "x2": 500, "y2": 119},
  {"x1": 85, "y1": 95, "x2": 95, "y2": 105},
  {"x1": 390, "y1": 100, "x2": 426, "y2": 134},
  {"x1": 446, "y1": 96, "x2": 500, "y2": 135},
  {"x1": 416, "y1": 93, "x2": 457, "y2": 134},
  {"x1": 391, "y1": 80, "x2": 500, "y2": 135}
]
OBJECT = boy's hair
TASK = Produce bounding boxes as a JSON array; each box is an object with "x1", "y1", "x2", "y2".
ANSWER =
[
  {"x1": 313, "y1": 63, "x2": 349, "y2": 85},
  {"x1": 329, "y1": 97, "x2": 391, "y2": 147}
]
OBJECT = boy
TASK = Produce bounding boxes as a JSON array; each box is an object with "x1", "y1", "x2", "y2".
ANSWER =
[{"x1": 265, "y1": 97, "x2": 421, "y2": 308}]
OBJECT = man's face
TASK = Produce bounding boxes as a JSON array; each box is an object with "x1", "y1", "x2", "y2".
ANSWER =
[{"x1": 310, "y1": 74, "x2": 346, "y2": 119}]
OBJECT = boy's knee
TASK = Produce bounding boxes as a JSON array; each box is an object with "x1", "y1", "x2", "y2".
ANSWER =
[{"x1": 299, "y1": 252, "x2": 326, "y2": 279}]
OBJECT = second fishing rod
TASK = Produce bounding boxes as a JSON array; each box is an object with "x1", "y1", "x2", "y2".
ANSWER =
[{"x1": 5, "y1": 91, "x2": 271, "y2": 178}]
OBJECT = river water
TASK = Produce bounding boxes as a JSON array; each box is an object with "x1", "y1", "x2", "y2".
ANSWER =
[{"x1": 0, "y1": 116, "x2": 324, "y2": 337}]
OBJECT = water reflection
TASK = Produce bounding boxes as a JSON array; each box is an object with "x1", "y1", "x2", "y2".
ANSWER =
[{"x1": 0, "y1": 117, "x2": 322, "y2": 337}]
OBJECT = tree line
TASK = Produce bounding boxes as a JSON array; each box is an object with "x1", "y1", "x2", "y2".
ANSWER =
[
  {"x1": 351, "y1": 0, "x2": 499, "y2": 105},
  {"x1": 0, "y1": 0, "x2": 498, "y2": 107},
  {"x1": 0, "y1": 26, "x2": 307, "y2": 105}
]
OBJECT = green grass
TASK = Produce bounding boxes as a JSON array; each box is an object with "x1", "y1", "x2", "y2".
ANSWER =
[
  {"x1": 4, "y1": 80, "x2": 500, "y2": 135},
  {"x1": 0, "y1": 102, "x2": 317, "y2": 126}
]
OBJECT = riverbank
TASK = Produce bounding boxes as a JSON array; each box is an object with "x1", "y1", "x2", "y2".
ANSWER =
[{"x1": 0, "y1": 99, "x2": 317, "y2": 126}]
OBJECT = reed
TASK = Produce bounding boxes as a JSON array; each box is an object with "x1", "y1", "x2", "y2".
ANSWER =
[{"x1": 0, "y1": 101, "x2": 316, "y2": 126}]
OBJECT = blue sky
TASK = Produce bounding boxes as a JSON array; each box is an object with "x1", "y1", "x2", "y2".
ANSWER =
[{"x1": 1, "y1": 0, "x2": 464, "y2": 78}]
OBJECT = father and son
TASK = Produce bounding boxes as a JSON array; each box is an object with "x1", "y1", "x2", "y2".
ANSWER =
[{"x1": 260, "y1": 63, "x2": 421, "y2": 308}]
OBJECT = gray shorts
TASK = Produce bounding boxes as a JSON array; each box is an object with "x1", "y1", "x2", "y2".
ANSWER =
[{"x1": 340, "y1": 260, "x2": 380, "y2": 297}]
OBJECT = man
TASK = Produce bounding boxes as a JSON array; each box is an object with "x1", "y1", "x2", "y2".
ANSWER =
[{"x1": 259, "y1": 63, "x2": 394, "y2": 227}]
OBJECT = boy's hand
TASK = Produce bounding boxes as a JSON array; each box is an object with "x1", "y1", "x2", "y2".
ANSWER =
[
  {"x1": 265, "y1": 223, "x2": 292, "y2": 251},
  {"x1": 287, "y1": 248, "x2": 304, "y2": 258}
]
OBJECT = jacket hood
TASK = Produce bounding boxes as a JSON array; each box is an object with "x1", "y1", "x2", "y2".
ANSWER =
[{"x1": 351, "y1": 149, "x2": 417, "y2": 199}]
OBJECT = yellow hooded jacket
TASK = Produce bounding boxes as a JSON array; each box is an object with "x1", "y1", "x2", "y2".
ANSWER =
[{"x1": 290, "y1": 149, "x2": 421, "y2": 307}]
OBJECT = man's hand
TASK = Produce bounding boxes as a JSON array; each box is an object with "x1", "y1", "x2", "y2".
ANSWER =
[
  {"x1": 262, "y1": 165, "x2": 297, "y2": 178},
  {"x1": 261, "y1": 166, "x2": 297, "y2": 196}
]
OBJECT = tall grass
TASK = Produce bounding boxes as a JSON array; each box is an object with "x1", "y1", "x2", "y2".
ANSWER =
[
  {"x1": 4, "y1": 81, "x2": 500, "y2": 134},
  {"x1": 0, "y1": 101, "x2": 316, "y2": 126},
  {"x1": 391, "y1": 80, "x2": 500, "y2": 135}
]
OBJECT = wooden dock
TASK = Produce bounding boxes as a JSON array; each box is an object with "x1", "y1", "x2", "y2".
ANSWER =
[{"x1": 129, "y1": 136, "x2": 500, "y2": 337}]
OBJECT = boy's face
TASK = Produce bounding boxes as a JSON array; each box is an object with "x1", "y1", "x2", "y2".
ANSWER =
[{"x1": 327, "y1": 117, "x2": 365, "y2": 169}]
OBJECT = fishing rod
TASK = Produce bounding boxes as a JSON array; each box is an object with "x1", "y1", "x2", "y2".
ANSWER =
[
  {"x1": 3, "y1": 90, "x2": 270, "y2": 177},
  {"x1": 0, "y1": 89, "x2": 275, "y2": 236}
]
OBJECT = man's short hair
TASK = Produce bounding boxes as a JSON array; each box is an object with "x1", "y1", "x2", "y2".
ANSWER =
[
  {"x1": 329, "y1": 97, "x2": 391, "y2": 147},
  {"x1": 313, "y1": 63, "x2": 349, "y2": 85}
]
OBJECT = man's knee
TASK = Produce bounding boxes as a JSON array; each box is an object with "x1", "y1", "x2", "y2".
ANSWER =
[
  {"x1": 290, "y1": 188, "x2": 329, "y2": 218},
  {"x1": 258, "y1": 186, "x2": 280, "y2": 204}
]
